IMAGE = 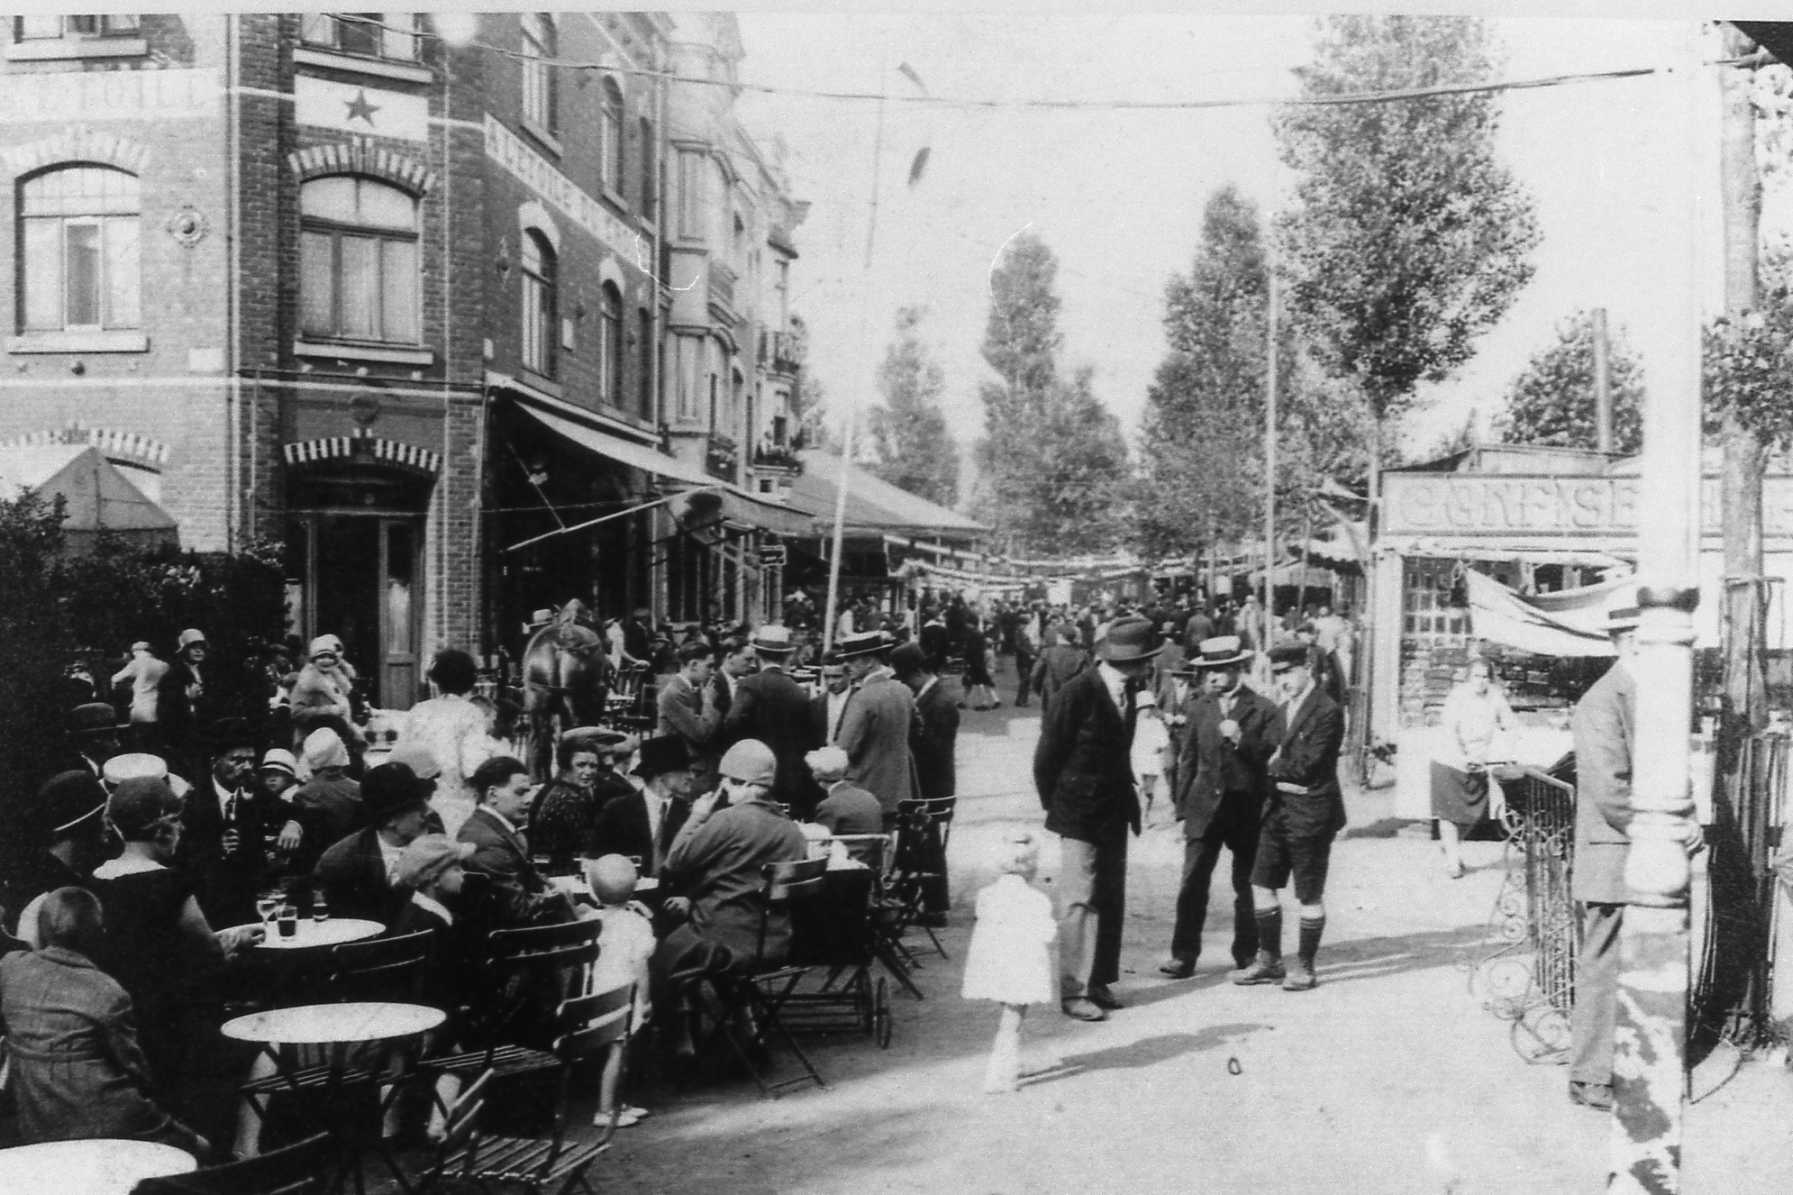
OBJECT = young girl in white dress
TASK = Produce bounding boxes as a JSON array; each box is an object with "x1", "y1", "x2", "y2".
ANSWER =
[
  {"x1": 1131, "y1": 689, "x2": 1171, "y2": 819},
  {"x1": 961, "y1": 832, "x2": 1058, "y2": 1093}
]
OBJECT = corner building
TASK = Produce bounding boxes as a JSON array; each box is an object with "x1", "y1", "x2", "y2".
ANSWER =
[{"x1": 0, "y1": 12, "x2": 809, "y2": 707}]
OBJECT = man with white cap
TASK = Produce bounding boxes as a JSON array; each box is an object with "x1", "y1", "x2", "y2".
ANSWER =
[
  {"x1": 723, "y1": 625, "x2": 823, "y2": 818},
  {"x1": 656, "y1": 739, "x2": 808, "y2": 980},
  {"x1": 1565, "y1": 595, "x2": 1703, "y2": 1112}
]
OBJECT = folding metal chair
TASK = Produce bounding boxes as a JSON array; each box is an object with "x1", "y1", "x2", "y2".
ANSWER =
[{"x1": 130, "y1": 1133, "x2": 334, "y2": 1194}]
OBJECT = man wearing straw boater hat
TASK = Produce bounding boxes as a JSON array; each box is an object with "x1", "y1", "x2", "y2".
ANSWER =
[
  {"x1": 723, "y1": 625, "x2": 824, "y2": 818},
  {"x1": 834, "y1": 631, "x2": 917, "y2": 823},
  {"x1": 1565, "y1": 594, "x2": 1703, "y2": 1112},
  {"x1": 1160, "y1": 635, "x2": 1281, "y2": 980},
  {"x1": 1034, "y1": 614, "x2": 1157, "y2": 1021}
]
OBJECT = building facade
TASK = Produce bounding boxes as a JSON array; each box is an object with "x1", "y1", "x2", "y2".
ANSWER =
[{"x1": 0, "y1": 11, "x2": 809, "y2": 706}]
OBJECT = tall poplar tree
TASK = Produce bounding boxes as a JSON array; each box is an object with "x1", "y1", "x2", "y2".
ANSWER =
[
  {"x1": 867, "y1": 305, "x2": 960, "y2": 507},
  {"x1": 1275, "y1": 14, "x2": 1540, "y2": 521},
  {"x1": 1495, "y1": 310, "x2": 1645, "y2": 453}
]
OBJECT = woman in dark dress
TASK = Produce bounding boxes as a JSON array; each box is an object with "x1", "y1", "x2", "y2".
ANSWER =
[
  {"x1": 88, "y1": 776, "x2": 262, "y2": 1144},
  {"x1": 961, "y1": 618, "x2": 998, "y2": 710}
]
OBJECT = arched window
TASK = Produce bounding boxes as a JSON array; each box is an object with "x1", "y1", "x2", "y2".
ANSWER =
[
  {"x1": 300, "y1": 175, "x2": 420, "y2": 343},
  {"x1": 521, "y1": 14, "x2": 556, "y2": 134},
  {"x1": 600, "y1": 78, "x2": 624, "y2": 193},
  {"x1": 19, "y1": 164, "x2": 140, "y2": 332},
  {"x1": 637, "y1": 308, "x2": 654, "y2": 420},
  {"x1": 600, "y1": 282, "x2": 623, "y2": 405},
  {"x1": 521, "y1": 230, "x2": 557, "y2": 378}
]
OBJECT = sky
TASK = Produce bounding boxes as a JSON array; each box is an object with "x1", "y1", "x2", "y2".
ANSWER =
[{"x1": 732, "y1": 12, "x2": 1734, "y2": 472}]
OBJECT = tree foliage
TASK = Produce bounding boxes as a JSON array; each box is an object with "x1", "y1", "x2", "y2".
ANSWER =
[
  {"x1": 1704, "y1": 245, "x2": 1793, "y2": 450},
  {"x1": 866, "y1": 305, "x2": 960, "y2": 507},
  {"x1": 1274, "y1": 15, "x2": 1540, "y2": 436},
  {"x1": 974, "y1": 231, "x2": 1130, "y2": 554},
  {"x1": 1495, "y1": 310, "x2": 1645, "y2": 453}
]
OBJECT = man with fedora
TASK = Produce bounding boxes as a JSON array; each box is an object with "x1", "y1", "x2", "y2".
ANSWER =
[
  {"x1": 834, "y1": 631, "x2": 918, "y2": 824},
  {"x1": 1566, "y1": 596, "x2": 1703, "y2": 1111},
  {"x1": 1034, "y1": 614, "x2": 1156, "y2": 1020},
  {"x1": 58, "y1": 702, "x2": 126, "y2": 782},
  {"x1": 1234, "y1": 641, "x2": 1347, "y2": 993},
  {"x1": 314, "y1": 761, "x2": 436, "y2": 925},
  {"x1": 2, "y1": 770, "x2": 108, "y2": 941},
  {"x1": 723, "y1": 625, "x2": 824, "y2": 818},
  {"x1": 1160, "y1": 636, "x2": 1279, "y2": 979},
  {"x1": 179, "y1": 720, "x2": 300, "y2": 927},
  {"x1": 591, "y1": 734, "x2": 695, "y2": 879}
]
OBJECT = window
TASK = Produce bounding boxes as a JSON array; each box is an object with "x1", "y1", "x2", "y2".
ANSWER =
[
  {"x1": 15, "y1": 14, "x2": 139, "y2": 40},
  {"x1": 638, "y1": 117, "x2": 655, "y2": 214},
  {"x1": 299, "y1": 13, "x2": 419, "y2": 60},
  {"x1": 677, "y1": 151, "x2": 704, "y2": 239},
  {"x1": 637, "y1": 308, "x2": 654, "y2": 420},
  {"x1": 521, "y1": 14, "x2": 556, "y2": 135},
  {"x1": 520, "y1": 230, "x2": 556, "y2": 378},
  {"x1": 600, "y1": 283, "x2": 623, "y2": 404},
  {"x1": 599, "y1": 79, "x2": 625, "y2": 194},
  {"x1": 299, "y1": 175, "x2": 420, "y2": 344},
  {"x1": 19, "y1": 165, "x2": 141, "y2": 332}
]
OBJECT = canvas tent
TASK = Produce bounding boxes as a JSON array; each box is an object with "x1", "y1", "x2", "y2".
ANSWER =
[{"x1": 0, "y1": 443, "x2": 177, "y2": 551}]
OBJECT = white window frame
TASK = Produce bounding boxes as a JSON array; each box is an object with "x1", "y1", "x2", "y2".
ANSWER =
[
  {"x1": 298, "y1": 176, "x2": 422, "y2": 346},
  {"x1": 17, "y1": 165, "x2": 142, "y2": 336}
]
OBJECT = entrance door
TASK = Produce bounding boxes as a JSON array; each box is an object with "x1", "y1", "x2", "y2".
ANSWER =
[{"x1": 290, "y1": 514, "x2": 423, "y2": 709}]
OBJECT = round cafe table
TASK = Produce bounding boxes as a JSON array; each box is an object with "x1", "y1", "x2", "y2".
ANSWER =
[
  {"x1": 0, "y1": 1138, "x2": 195, "y2": 1194},
  {"x1": 230, "y1": 917, "x2": 385, "y2": 951}
]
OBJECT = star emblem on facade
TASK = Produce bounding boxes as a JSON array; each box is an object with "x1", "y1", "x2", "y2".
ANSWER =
[{"x1": 344, "y1": 88, "x2": 380, "y2": 126}]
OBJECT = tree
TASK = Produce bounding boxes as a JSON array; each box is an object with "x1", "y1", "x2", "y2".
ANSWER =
[
  {"x1": 1275, "y1": 14, "x2": 1540, "y2": 516},
  {"x1": 1494, "y1": 310, "x2": 1645, "y2": 453},
  {"x1": 1136, "y1": 186, "x2": 1275, "y2": 561},
  {"x1": 865, "y1": 306, "x2": 960, "y2": 507},
  {"x1": 786, "y1": 312, "x2": 827, "y2": 448},
  {"x1": 974, "y1": 232, "x2": 1130, "y2": 554}
]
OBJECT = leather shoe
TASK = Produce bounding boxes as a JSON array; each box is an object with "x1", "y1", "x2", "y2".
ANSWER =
[
  {"x1": 1086, "y1": 984, "x2": 1123, "y2": 1010},
  {"x1": 1281, "y1": 962, "x2": 1317, "y2": 991},
  {"x1": 1568, "y1": 1080, "x2": 1613, "y2": 1111},
  {"x1": 1158, "y1": 957, "x2": 1196, "y2": 979},
  {"x1": 1060, "y1": 998, "x2": 1107, "y2": 1022},
  {"x1": 1231, "y1": 957, "x2": 1286, "y2": 985}
]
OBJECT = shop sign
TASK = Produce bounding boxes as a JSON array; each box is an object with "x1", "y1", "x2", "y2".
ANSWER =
[
  {"x1": 0, "y1": 68, "x2": 215, "y2": 124},
  {"x1": 486, "y1": 116, "x2": 638, "y2": 254},
  {"x1": 758, "y1": 544, "x2": 787, "y2": 567},
  {"x1": 1385, "y1": 473, "x2": 1793, "y2": 540}
]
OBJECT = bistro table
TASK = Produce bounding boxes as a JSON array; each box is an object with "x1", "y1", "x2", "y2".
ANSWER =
[
  {"x1": 229, "y1": 917, "x2": 386, "y2": 951},
  {"x1": 0, "y1": 1138, "x2": 195, "y2": 1194},
  {"x1": 223, "y1": 1001, "x2": 445, "y2": 1193}
]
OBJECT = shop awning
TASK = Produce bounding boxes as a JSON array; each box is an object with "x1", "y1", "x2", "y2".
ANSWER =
[
  {"x1": 1465, "y1": 571, "x2": 1627, "y2": 657},
  {"x1": 788, "y1": 449, "x2": 987, "y2": 538},
  {"x1": 705, "y1": 487, "x2": 816, "y2": 538},
  {"x1": 0, "y1": 443, "x2": 176, "y2": 549},
  {"x1": 513, "y1": 399, "x2": 719, "y2": 487}
]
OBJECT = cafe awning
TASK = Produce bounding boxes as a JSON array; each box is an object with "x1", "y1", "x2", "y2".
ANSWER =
[
  {"x1": 512, "y1": 396, "x2": 719, "y2": 488},
  {"x1": 0, "y1": 443, "x2": 176, "y2": 550}
]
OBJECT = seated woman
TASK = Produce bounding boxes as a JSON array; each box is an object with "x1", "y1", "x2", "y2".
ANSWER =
[
  {"x1": 89, "y1": 776, "x2": 262, "y2": 1147},
  {"x1": 0, "y1": 887, "x2": 208, "y2": 1156}
]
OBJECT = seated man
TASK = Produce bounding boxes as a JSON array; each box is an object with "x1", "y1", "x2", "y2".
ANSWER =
[
  {"x1": 457, "y1": 755, "x2": 576, "y2": 927},
  {"x1": 0, "y1": 887, "x2": 207, "y2": 1154},
  {"x1": 313, "y1": 763, "x2": 434, "y2": 925},
  {"x1": 806, "y1": 747, "x2": 884, "y2": 839},
  {"x1": 654, "y1": 739, "x2": 808, "y2": 992}
]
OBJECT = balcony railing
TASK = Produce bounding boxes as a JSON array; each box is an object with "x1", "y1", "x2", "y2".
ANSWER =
[{"x1": 753, "y1": 443, "x2": 803, "y2": 471}]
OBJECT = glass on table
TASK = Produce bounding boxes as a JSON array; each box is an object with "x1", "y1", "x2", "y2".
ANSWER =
[
  {"x1": 277, "y1": 902, "x2": 298, "y2": 939},
  {"x1": 311, "y1": 885, "x2": 329, "y2": 923},
  {"x1": 255, "y1": 888, "x2": 282, "y2": 928}
]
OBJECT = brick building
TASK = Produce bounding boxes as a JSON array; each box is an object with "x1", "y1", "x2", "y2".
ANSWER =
[{"x1": 0, "y1": 12, "x2": 809, "y2": 708}]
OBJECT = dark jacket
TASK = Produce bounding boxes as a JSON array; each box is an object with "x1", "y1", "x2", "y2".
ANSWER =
[
  {"x1": 1030, "y1": 643, "x2": 1089, "y2": 713},
  {"x1": 910, "y1": 679, "x2": 960, "y2": 799},
  {"x1": 178, "y1": 780, "x2": 290, "y2": 927},
  {"x1": 313, "y1": 827, "x2": 408, "y2": 926},
  {"x1": 723, "y1": 666, "x2": 824, "y2": 812},
  {"x1": 589, "y1": 790, "x2": 691, "y2": 878},
  {"x1": 1174, "y1": 685, "x2": 1280, "y2": 839},
  {"x1": 457, "y1": 806, "x2": 569, "y2": 927},
  {"x1": 1570, "y1": 659, "x2": 1635, "y2": 904},
  {"x1": 1033, "y1": 666, "x2": 1139, "y2": 843},
  {"x1": 1265, "y1": 686, "x2": 1347, "y2": 838}
]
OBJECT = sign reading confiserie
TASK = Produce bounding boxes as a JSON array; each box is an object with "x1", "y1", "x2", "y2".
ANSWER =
[{"x1": 1382, "y1": 473, "x2": 1793, "y2": 540}]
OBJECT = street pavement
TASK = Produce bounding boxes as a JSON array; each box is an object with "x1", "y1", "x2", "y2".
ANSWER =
[{"x1": 547, "y1": 677, "x2": 1793, "y2": 1193}]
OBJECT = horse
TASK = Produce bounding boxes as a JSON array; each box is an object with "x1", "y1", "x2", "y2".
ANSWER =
[{"x1": 519, "y1": 599, "x2": 613, "y2": 779}]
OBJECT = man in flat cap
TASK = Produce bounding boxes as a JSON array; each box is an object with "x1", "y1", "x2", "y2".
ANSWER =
[
  {"x1": 1034, "y1": 614, "x2": 1157, "y2": 1021},
  {"x1": 1233, "y1": 641, "x2": 1347, "y2": 993}
]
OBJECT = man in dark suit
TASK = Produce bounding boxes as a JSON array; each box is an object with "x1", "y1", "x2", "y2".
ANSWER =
[
  {"x1": 314, "y1": 762, "x2": 435, "y2": 925},
  {"x1": 1034, "y1": 615, "x2": 1156, "y2": 1021},
  {"x1": 590, "y1": 735, "x2": 694, "y2": 878},
  {"x1": 1565, "y1": 600, "x2": 1702, "y2": 1112},
  {"x1": 894, "y1": 642, "x2": 958, "y2": 921},
  {"x1": 177, "y1": 722, "x2": 300, "y2": 927},
  {"x1": 1235, "y1": 642, "x2": 1347, "y2": 993},
  {"x1": 1029, "y1": 624, "x2": 1089, "y2": 715},
  {"x1": 457, "y1": 755, "x2": 575, "y2": 927},
  {"x1": 1160, "y1": 636, "x2": 1280, "y2": 979},
  {"x1": 722, "y1": 626, "x2": 822, "y2": 818},
  {"x1": 657, "y1": 641, "x2": 722, "y2": 790}
]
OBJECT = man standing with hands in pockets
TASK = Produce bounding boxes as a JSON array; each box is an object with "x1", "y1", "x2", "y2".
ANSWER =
[{"x1": 1034, "y1": 615, "x2": 1158, "y2": 1022}]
